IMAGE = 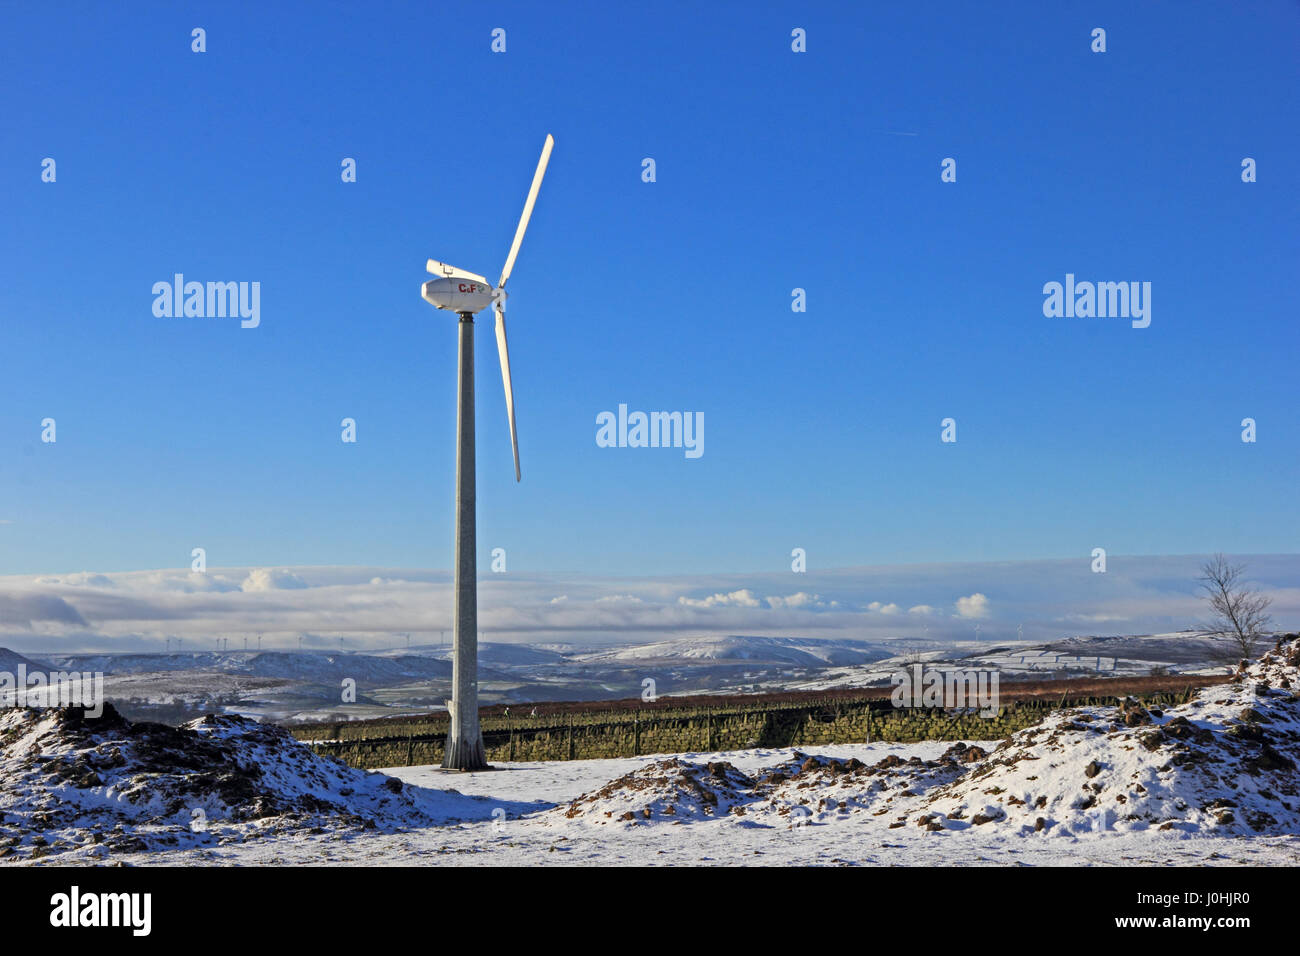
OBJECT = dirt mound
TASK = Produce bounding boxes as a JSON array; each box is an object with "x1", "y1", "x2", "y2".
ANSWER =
[
  {"x1": 556, "y1": 746, "x2": 976, "y2": 827},
  {"x1": 559, "y1": 758, "x2": 755, "y2": 824},
  {"x1": 743, "y1": 746, "x2": 975, "y2": 826},
  {"x1": 0, "y1": 704, "x2": 473, "y2": 862}
]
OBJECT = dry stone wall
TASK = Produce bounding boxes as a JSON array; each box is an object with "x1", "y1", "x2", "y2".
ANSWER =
[{"x1": 297, "y1": 690, "x2": 1195, "y2": 770}]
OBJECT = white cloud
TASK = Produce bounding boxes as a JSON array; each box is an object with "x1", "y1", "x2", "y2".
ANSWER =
[
  {"x1": 678, "y1": 589, "x2": 761, "y2": 609},
  {"x1": 908, "y1": 604, "x2": 937, "y2": 616},
  {"x1": 765, "y1": 592, "x2": 822, "y2": 609},
  {"x1": 595, "y1": 594, "x2": 643, "y2": 604},
  {"x1": 36, "y1": 573, "x2": 116, "y2": 588},
  {"x1": 241, "y1": 568, "x2": 309, "y2": 592},
  {"x1": 149, "y1": 571, "x2": 243, "y2": 593},
  {"x1": 955, "y1": 592, "x2": 991, "y2": 619}
]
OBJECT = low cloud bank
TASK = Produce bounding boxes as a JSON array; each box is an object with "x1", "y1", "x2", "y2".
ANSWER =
[{"x1": 0, "y1": 555, "x2": 1295, "y2": 654}]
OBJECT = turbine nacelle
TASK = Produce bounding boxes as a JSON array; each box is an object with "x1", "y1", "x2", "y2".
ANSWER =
[{"x1": 421, "y1": 275, "x2": 496, "y2": 315}]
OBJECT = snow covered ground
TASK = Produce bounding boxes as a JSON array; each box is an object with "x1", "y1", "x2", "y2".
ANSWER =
[
  {"x1": 25, "y1": 740, "x2": 1295, "y2": 867},
  {"x1": 4, "y1": 637, "x2": 1299, "y2": 867}
]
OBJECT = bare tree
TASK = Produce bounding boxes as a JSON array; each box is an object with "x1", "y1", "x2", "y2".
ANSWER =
[{"x1": 1198, "y1": 554, "x2": 1272, "y2": 663}]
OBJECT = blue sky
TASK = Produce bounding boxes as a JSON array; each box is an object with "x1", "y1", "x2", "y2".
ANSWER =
[{"x1": 2, "y1": 0, "x2": 1297, "y2": 584}]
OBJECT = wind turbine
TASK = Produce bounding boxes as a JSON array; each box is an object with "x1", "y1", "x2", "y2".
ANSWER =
[{"x1": 420, "y1": 134, "x2": 554, "y2": 770}]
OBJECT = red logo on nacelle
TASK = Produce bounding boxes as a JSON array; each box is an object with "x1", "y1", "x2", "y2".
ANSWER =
[{"x1": 457, "y1": 282, "x2": 479, "y2": 293}]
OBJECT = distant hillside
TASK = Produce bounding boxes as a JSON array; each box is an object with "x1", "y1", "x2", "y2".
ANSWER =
[
  {"x1": 572, "y1": 635, "x2": 892, "y2": 668},
  {"x1": 45, "y1": 650, "x2": 451, "y2": 683},
  {"x1": 385, "y1": 643, "x2": 569, "y2": 667},
  {"x1": 1042, "y1": 631, "x2": 1231, "y2": 665},
  {"x1": 0, "y1": 647, "x2": 55, "y2": 673},
  {"x1": 20, "y1": 632, "x2": 1252, "y2": 726}
]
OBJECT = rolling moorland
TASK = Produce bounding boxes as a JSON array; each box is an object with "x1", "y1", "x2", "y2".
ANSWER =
[{"x1": 0, "y1": 631, "x2": 1241, "y2": 726}]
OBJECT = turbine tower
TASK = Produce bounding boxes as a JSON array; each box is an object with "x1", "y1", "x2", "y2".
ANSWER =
[{"x1": 421, "y1": 134, "x2": 554, "y2": 770}]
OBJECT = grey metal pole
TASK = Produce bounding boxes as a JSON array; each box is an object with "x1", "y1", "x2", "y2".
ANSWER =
[{"x1": 443, "y1": 312, "x2": 487, "y2": 770}]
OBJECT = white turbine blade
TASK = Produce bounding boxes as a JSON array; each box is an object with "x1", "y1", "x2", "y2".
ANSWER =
[
  {"x1": 427, "y1": 258, "x2": 488, "y2": 284},
  {"x1": 498, "y1": 134, "x2": 554, "y2": 289},
  {"x1": 494, "y1": 301, "x2": 521, "y2": 482}
]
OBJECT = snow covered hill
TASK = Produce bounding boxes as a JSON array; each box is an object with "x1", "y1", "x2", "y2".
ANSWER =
[
  {"x1": 46, "y1": 650, "x2": 451, "y2": 683},
  {"x1": 421, "y1": 644, "x2": 569, "y2": 666},
  {"x1": 9, "y1": 631, "x2": 1248, "y2": 724},
  {"x1": 784, "y1": 632, "x2": 1237, "y2": 692},
  {"x1": 571, "y1": 635, "x2": 892, "y2": 667},
  {"x1": 0, "y1": 648, "x2": 54, "y2": 673}
]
